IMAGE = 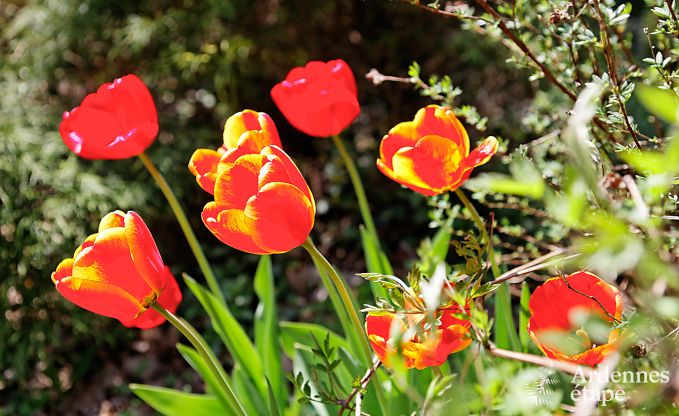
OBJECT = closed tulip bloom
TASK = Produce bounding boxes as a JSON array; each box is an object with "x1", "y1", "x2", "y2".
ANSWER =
[
  {"x1": 377, "y1": 105, "x2": 498, "y2": 196},
  {"x1": 271, "y1": 59, "x2": 359, "y2": 137},
  {"x1": 51, "y1": 211, "x2": 182, "y2": 329},
  {"x1": 202, "y1": 145, "x2": 315, "y2": 255},
  {"x1": 365, "y1": 305, "x2": 471, "y2": 370},
  {"x1": 528, "y1": 271, "x2": 624, "y2": 367},
  {"x1": 59, "y1": 74, "x2": 158, "y2": 160},
  {"x1": 188, "y1": 110, "x2": 282, "y2": 194}
]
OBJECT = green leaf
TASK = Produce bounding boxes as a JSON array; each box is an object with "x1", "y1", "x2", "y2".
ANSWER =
[
  {"x1": 360, "y1": 226, "x2": 391, "y2": 300},
  {"x1": 253, "y1": 256, "x2": 285, "y2": 409},
  {"x1": 279, "y1": 321, "x2": 350, "y2": 358},
  {"x1": 183, "y1": 274, "x2": 266, "y2": 400},
  {"x1": 418, "y1": 225, "x2": 452, "y2": 277},
  {"x1": 494, "y1": 283, "x2": 521, "y2": 351},
  {"x1": 636, "y1": 85, "x2": 679, "y2": 123},
  {"x1": 176, "y1": 344, "x2": 234, "y2": 412},
  {"x1": 129, "y1": 384, "x2": 227, "y2": 416},
  {"x1": 292, "y1": 351, "x2": 331, "y2": 416},
  {"x1": 465, "y1": 158, "x2": 545, "y2": 199},
  {"x1": 519, "y1": 282, "x2": 531, "y2": 352},
  {"x1": 266, "y1": 378, "x2": 282, "y2": 416},
  {"x1": 232, "y1": 364, "x2": 267, "y2": 415}
]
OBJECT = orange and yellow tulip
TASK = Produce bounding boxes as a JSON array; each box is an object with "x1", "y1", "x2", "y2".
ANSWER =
[
  {"x1": 377, "y1": 105, "x2": 498, "y2": 196},
  {"x1": 527, "y1": 271, "x2": 624, "y2": 367},
  {"x1": 51, "y1": 211, "x2": 182, "y2": 329},
  {"x1": 189, "y1": 109, "x2": 282, "y2": 194},
  {"x1": 202, "y1": 145, "x2": 315, "y2": 255},
  {"x1": 365, "y1": 305, "x2": 471, "y2": 370}
]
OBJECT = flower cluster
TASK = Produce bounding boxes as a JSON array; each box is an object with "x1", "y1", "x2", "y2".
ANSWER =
[{"x1": 53, "y1": 61, "x2": 625, "y2": 376}]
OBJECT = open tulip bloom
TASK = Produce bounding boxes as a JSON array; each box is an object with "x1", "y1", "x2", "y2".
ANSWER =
[
  {"x1": 51, "y1": 211, "x2": 181, "y2": 329},
  {"x1": 377, "y1": 105, "x2": 498, "y2": 196},
  {"x1": 201, "y1": 145, "x2": 316, "y2": 255},
  {"x1": 189, "y1": 109, "x2": 282, "y2": 194},
  {"x1": 271, "y1": 59, "x2": 360, "y2": 138},
  {"x1": 527, "y1": 271, "x2": 624, "y2": 367},
  {"x1": 365, "y1": 304, "x2": 472, "y2": 370},
  {"x1": 59, "y1": 74, "x2": 159, "y2": 160}
]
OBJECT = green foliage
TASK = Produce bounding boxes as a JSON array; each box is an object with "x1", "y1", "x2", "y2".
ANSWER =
[{"x1": 129, "y1": 384, "x2": 227, "y2": 416}]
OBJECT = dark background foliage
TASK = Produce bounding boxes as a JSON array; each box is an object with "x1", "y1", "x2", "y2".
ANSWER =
[{"x1": 2, "y1": 0, "x2": 658, "y2": 414}]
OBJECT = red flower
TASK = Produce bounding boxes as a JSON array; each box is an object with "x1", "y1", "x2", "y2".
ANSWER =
[
  {"x1": 202, "y1": 145, "x2": 315, "y2": 255},
  {"x1": 188, "y1": 109, "x2": 282, "y2": 194},
  {"x1": 271, "y1": 59, "x2": 359, "y2": 137},
  {"x1": 528, "y1": 271, "x2": 624, "y2": 367},
  {"x1": 365, "y1": 305, "x2": 471, "y2": 370},
  {"x1": 59, "y1": 74, "x2": 158, "y2": 159},
  {"x1": 51, "y1": 211, "x2": 181, "y2": 329},
  {"x1": 377, "y1": 105, "x2": 498, "y2": 196}
]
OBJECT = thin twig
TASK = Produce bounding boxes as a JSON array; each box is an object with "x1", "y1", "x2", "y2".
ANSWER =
[
  {"x1": 559, "y1": 274, "x2": 621, "y2": 324},
  {"x1": 591, "y1": 0, "x2": 641, "y2": 149},
  {"x1": 404, "y1": 0, "x2": 491, "y2": 22},
  {"x1": 489, "y1": 250, "x2": 580, "y2": 285},
  {"x1": 665, "y1": 0, "x2": 679, "y2": 29},
  {"x1": 489, "y1": 343, "x2": 594, "y2": 377},
  {"x1": 339, "y1": 360, "x2": 382, "y2": 416},
  {"x1": 471, "y1": 0, "x2": 577, "y2": 101}
]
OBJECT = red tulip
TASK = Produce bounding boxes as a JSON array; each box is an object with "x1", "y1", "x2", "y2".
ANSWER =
[
  {"x1": 527, "y1": 271, "x2": 624, "y2": 367},
  {"x1": 365, "y1": 305, "x2": 471, "y2": 370},
  {"x1": 202, "y1": 145, "x2": 315, "y2": 255},
  {"x1": 377, "y1": 105, "x2": 498, "y2": 196},
  {"x1": 188, "y1": 109, "x2": 282, "y2": 194},
  {"x1": 271, "y1": 59, "x2": 359, "y2": 137},
  {"x1": 51, "y1": 211, "x2": 181, "y2": 329},
  {"x1": 59, "y1": 74, "x2": 158, "y2": 160}
]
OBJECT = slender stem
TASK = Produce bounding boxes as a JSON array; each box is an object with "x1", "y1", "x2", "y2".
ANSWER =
[
  {"x1": 339, "y1": 360, "x2": 382, "y2": 416},
  {"x1": 138, "y1": 152, "x2": 224, "y2": 303},
  {"x1": 331, "y1": 135, "x2": 381, "y2": 247},
  {"x1": 302, "y1": 239, "x2": 371, "y2": 363},
  {"x1": 431, "y1": 366, "x2": 443, "y2": 378},
  {"x1": 488, "y1": 343, "x2": 593, "y2": 377},
  {"x1": 301, "y1": 238, "x2": 390, "y2": 415},
  {"x1": 454, "y1": 188, "x2": 500, "y2": 276},
  {"x1": 151, "y1": 303, "x2": 246, "y2": 416}
]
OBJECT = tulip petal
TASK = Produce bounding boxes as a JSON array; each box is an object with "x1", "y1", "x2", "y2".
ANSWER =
[
  {"x1": 464, "y1": 136, "x2": 499, "y2": 169},
  {"x1": 391, "y1": 135, "x2": 462, "y2": 194},
  {"x1": 125, "y1": 211, "x2": 166, "y2": 293},
  {"x1": 261, "y1": 146, "x2": 315, "y2": 205},
  {"x1": 414, "y1": 105, "x2": 470, "y2": 154},
  {"x1": 55, "y1": 275, "x2": 145, "y2": 322},
  {"x1": 202, "y1": 202, "x2": 266, "y2": 255},
  {"x1": 188, "y1": 148, "x2": 222, "y2": 194},
  {"x1": 214, "y1": 154, "x2": 266, "y2": 209},
  {"x1": 244, "y1": 182, "x2": 314, "y2": 253},
  {"x1": 122, "y1": 267, "x2": 182, "y2": 329},
  {"x1": 99, "y1": 210, "x2": 126, "y2": 231},
  {"x1": 51, "y1": 258, "x2": 74, "y2": 284},
  {"x1": 72, "y1": 228, "x2": 156, "y2": 303},
  {"x1": 376, "y1": 159, "x2": 439, "y2": 196},
  {"x1": 379, "y1": 121, "x2": 419, "y2": 169}
]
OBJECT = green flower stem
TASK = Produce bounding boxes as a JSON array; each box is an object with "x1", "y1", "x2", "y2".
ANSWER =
[
  {"x1": 151, "y1": 303, "x2": 246, "y2": 416},
  {"x1": 138, "y1": 152, "x2": 224, "y2": 304},
  {"x1": 301, "y1": 238, "x2": 389, "y2": 415},
  {"x1": 331, "y1": 135, "x2": 382, "y2": 249},
  {"x1": 302, "y1": 238, "x2": 369, "y2": 361},
  {"x1": 454, "y1": 188, "x2": 500, "y2": 276}
]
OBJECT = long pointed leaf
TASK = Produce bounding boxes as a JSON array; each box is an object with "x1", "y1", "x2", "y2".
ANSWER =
[
  {"x1": 129, "y1": 384, "x2": 226, "y2": 416},
  {"x1": 519, "y1": 281, "x2": 531, "y2": 352},
  {"x1": 254, "y1": 256, "x2": 285, "y2": 409},
  {"x1": 176, "y1": 343, "x2": 233, "y2": 412},
  {"x1": 183, "y1": 274, "x2": 266, "y2": 400},
  {"x1": 494, "y1": 283, "x2": 521, "y2": 351}
]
